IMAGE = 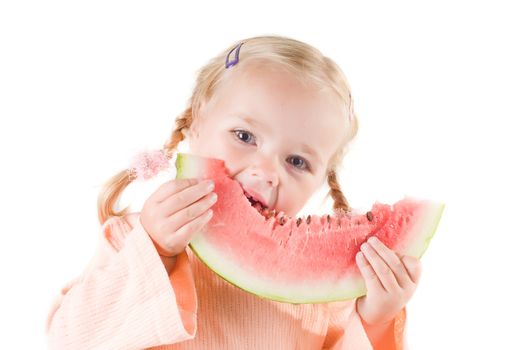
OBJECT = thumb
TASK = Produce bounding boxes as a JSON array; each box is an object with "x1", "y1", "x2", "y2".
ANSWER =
[{"x1": 401, "y1": 255, "x2": 422, "y2": 285}]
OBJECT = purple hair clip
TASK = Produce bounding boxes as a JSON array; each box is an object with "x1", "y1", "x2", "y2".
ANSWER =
[{"x1": 225, "y1": 42, "x2": 244, "y2": 68}]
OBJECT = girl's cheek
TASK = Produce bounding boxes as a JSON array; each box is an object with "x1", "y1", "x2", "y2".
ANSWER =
[
  {"x1": 220, "y1": 138, "x2": 249, "y2": 161},
  {"x1": 212, "y1": 138, "x2": 252, "y2": 176}
]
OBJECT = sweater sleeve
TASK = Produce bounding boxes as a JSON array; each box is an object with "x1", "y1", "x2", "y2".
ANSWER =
[
  {"x1": 322, "y1": 299, "x2": 407, "y2": 350},
  {"x1": 46, "y1": 213, "x2": 198, "y2": 350}
]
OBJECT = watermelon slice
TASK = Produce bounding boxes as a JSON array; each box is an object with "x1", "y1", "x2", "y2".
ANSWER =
[{"x1": 176, "y1": 153, "x2": 444, "y2": 304}]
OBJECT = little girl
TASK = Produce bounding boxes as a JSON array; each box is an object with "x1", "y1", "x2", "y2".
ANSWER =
[{"x1": 46, "y1": 35, "x2": 422, "y2": 350}]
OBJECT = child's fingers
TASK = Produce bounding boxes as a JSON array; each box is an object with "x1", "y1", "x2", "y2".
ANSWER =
[
  {"x1": 366, "y1": 237, "x2": 413, "y2": 289},
  {"x1": 401, "y1": 256, "x2": 422, "y2": 285},
  {"x1": 356, "y1": 252, "x2": 385, "y2": 292},
  {"x1": 360, "y1": 242, "x2": 400, "y2": 292},
  {"x1": 166, "y1": 209, "x2": 214, "y2": 252},
  {"x1": 161, "y1": 179, "x2": 215, "y2": 216},
  {"x1": 168, "y1": 191, "x2": 217, "y2": 230},
  {"x1": 151, "y1": 178, "x2": 200, "y2": 203}
]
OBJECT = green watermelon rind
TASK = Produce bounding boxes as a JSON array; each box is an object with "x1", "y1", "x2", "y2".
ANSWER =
[
  {"x1": 400, "y1": 199, "x2": 445, "y2": 259},
  {"x1": 187, "y1": 233, "x2": 368, "y2": 304},
  {"x1": 186, "y1": 201, "x2": 443, "y2": 304},
  {"x1": 176, "y1": 153, "x2": 445, "y2": 304},
  {"x1": 176, "y1": 153, "x2": 204, "y2": 179}
]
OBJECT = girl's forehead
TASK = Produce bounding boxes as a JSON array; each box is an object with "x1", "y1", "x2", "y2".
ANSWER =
[
  {"x1": 212, "y1": 63, "x2": 343, "y2": 119},
  {"x1": 224, "y1": 61, "x2": 319, "y2": 93}
]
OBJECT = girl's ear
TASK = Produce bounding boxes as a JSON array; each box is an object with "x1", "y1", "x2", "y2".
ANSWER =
[
  {"x1": 187, "y1": 122, "x2": 199, "y2": 139},
  {"x1": 184, "y1": 120, "x2": 201, "y2": 151}
]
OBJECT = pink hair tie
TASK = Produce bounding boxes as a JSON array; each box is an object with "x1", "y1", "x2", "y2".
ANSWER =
[{"x1": 128, "y1": 149, "x2": 170, "y2": 181}]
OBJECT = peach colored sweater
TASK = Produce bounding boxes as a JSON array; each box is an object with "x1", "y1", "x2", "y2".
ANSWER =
[{"x1": 46, "y1": 212, "x2": 407, "y2": 349}]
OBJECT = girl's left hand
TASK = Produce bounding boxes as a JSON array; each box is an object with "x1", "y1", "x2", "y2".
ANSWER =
[{"x1": 355, "y1": 236, "x2": 422, "y2": 326}]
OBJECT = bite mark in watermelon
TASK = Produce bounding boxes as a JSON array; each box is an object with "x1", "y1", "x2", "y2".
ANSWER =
[{"x1": 176, "y1": 153, "x2": 444, "y2": 304}]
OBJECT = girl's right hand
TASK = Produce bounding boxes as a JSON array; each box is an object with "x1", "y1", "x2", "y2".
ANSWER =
[{"x1": 139, "y1": 178, "x2": 216, "y2": 257}]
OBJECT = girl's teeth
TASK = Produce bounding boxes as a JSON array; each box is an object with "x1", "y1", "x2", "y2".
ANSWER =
[{"x1": 252, "y1": 201, "x2": 272, "y2": 217}]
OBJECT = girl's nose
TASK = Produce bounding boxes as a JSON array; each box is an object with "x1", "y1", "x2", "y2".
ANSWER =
[{"x1": 250, "y1": 158, "x2": 279, "y2": 187}]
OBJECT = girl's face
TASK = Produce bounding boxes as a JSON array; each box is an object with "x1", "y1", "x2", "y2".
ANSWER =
[{"x1": 187, "y1": 62, "x2": 349, "y2": 216}]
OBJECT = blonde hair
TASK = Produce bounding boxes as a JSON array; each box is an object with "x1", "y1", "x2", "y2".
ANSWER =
[{"x1": 97, "y1": 35, "x2": 359, "y2": 225}]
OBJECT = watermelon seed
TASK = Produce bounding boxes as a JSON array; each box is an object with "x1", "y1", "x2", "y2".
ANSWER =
[
  {"x1": 306, "y1": 215, "x2": 311, "y2": 224},
  {"x1": 283, "y1": 228, "x2": 293, "y2": 247},
  {"x1": 279, "y1": 216, "x2": 286, "y2": 225},
  {"x1": 296, "y1": 218, "x2": 302, "y2": 227},
  {"x1": 366, "y1": 211, "x2": 373, "y2": 221}
]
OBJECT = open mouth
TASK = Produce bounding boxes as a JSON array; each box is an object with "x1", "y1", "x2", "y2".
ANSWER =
[
  {"x1": 243, "y1": 191, "x2": 292, "y2": 224},
  {"x1": 243, "y1": 191, "x2": 277, "y2": 219},
  {"x1": 241, "y1": 187, "x2": 294, "y2": 224},
  {"x1": 244, "y1": 191, "x2": 267, "y2": 212}
]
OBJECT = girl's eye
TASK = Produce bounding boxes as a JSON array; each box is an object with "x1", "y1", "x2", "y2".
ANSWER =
[
  {"x1": 231, "y1": 130, "x2": 310, "y2": 172},
  {"x1": 287, "y1": 155, "x2": 310, "y2": 171},
  {"x1": 232, "y1": 130, "x2": 256, "y2": 145}
]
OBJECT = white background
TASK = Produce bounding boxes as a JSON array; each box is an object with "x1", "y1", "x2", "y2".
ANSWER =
[{"x1": 1, "y1": 1, "x2": 526, "y2": 348}]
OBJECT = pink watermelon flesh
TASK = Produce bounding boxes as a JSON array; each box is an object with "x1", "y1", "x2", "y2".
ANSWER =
[{"x1": 176, "y1": 153, "x2": 444, "y2": 304}]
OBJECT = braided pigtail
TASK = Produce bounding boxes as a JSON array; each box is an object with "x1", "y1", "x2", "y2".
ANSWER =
[
  {"x1": 327, "y1": 169, "x2": 350, "y2": 212},
  {"x1": 97, "y1": 108, "x2": 193, "y2": 225}
]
